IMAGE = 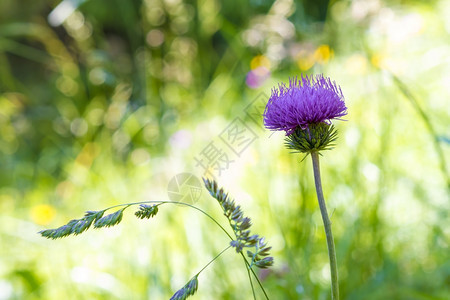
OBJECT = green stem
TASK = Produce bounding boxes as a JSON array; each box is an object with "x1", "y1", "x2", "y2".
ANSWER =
[
  {"x1": 196, "y1": 245, "x2": 231, "y2": 276},
  {"x1": 246, "y1": 264, "x2": 257, "y2": 300},
  {"x1": 241, "y1": 252, "x2": 269, "y2": 300},
  {"x1": 311, "y1": 152, "x2": 339, "y2": 300}
]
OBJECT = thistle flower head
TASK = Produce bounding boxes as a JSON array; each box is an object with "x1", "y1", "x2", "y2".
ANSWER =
[
  {"x1": 263, "y1": 74, "x2": 347, "y2": 135},
  {"x1": 264, "y1": 74, "x2": 347, "y2": 154}
]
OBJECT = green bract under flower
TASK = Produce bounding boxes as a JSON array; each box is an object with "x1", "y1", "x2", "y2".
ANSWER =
[{"x1": 285, "y1": 122, "x2": 338, "y2": 154}]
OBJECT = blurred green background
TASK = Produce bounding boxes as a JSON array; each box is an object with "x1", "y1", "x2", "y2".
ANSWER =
[{"x1": 0, "y1": 0, "x2": 449, "y2": 299}]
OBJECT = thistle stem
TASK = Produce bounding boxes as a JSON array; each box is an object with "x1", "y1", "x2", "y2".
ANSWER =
[{"x1": 311, "y1": 152, "x2": 339, "y2": 300}]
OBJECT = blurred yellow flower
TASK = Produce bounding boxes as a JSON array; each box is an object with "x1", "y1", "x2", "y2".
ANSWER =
[
  {"x1": 370, "y1": 53, "x2": 405, "y2": 74},
  {"x1": 370, "y1": 53, "x2": 385, "y2": 68},
  {"x1": 250, "y1": 55, "x2": 271, "y2": 70},
  {"x1": 314, "y1": 44, "x2": 334, "y2": 65},
  {"x1": 75, "y1": 142, "x2": 100, "y2": 168},
  {"x1": 31, "y1": 204, "x2": 56, "y2": 225},
  {"x1": 297, "y1": 53, "x2": 315, "y2": 71}
]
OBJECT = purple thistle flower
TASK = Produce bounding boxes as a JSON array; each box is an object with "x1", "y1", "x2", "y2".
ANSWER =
[{"x1": 263, "y1": 74, "x2": 347, "y2": 135}]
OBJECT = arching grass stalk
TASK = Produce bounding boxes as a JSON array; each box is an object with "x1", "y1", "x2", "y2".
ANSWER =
[
  {"x1": 119, "y1": 200, "x2": 270, "y2": 299},
  {"x1": 390, "y1": 74, "x2": 449, "y2": 189},
  {"x1": 263, "y1": 74, "x2": 347, "y2": 299},
  {"x1": 170, "y1": 245, "x2": 232, "y2": 300},
  {"x1": 39, "y1": 182, "x2": 272, "y2": 300}
]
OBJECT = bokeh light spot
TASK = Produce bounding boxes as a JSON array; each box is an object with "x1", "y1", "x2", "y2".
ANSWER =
[
  {"x1": 131, "y1": 148, "x2": 151, "y2": 166},
  {"x1": 89, "y1": 68, "x2": 107, "y2": 85},
  {"x1": 146, "y1": 29, "x2": 165, "y2": 47},
  {"x1": 70, "y1": 118, "x2": 88, "y2": 137}
]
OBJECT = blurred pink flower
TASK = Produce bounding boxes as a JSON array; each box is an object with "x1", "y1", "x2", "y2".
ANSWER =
[{"x1": 246, "y1": 67, "x2": 270, "y2": 89}]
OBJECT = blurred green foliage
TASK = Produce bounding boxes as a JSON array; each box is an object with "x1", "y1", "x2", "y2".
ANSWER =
[{"x1": 0, "y1": 0, "x2": 449, "y2": 299}]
